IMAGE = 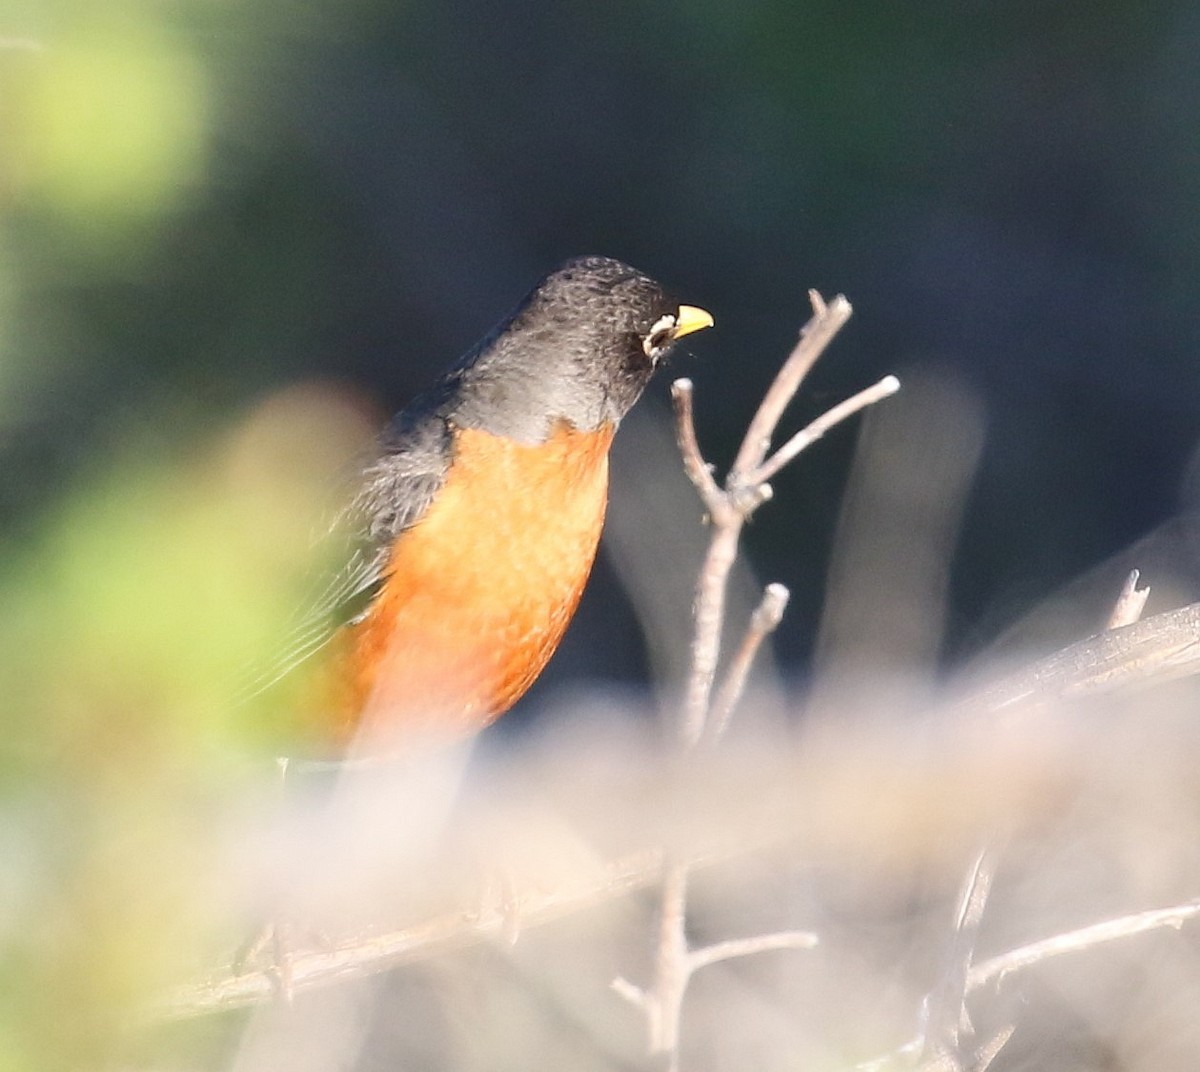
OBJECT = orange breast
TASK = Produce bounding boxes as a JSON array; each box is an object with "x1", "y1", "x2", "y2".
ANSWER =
[{"x1": 337, "y1": 421, "x2": 615, "y2": 750}]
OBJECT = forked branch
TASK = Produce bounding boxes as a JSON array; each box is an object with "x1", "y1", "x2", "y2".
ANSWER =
[
  {"x1": 619, "y1": 291, "x2": 897, "y2": 1071},
  {"x1": 673, "y1": 291, "x2": 897, "y2": 748}
]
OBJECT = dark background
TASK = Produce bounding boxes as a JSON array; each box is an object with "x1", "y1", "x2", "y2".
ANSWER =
[{"x1": 6, "y1": 1, "x2": 1200, "y2": 719}]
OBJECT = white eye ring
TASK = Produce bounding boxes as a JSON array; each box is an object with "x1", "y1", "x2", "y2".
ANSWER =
[{"x1": 642, "y1": 313, "x2": 678, "y2": 358}]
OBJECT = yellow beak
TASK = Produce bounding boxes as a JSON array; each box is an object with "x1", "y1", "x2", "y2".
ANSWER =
[{"x1": 674, "y1": 304, "x2": 715, "y2": 339}]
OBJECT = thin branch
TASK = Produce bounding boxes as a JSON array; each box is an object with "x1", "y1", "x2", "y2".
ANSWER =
[
  {"x1": 920, "y1": 843, "x2": 1005, "y2": 1066},
  {"x1": 961, "y1": 600, "x2": 1200, "y2": 715},
  {"x1": 970, "y1": 1026, "x2": 1016, "y2": 1072},
  {"x1": 729, "y1": 292, "x2": 854, "y2": 479},
  {"x1": 610, "y1": 975, "x2": 647, "y2": 1007},
  {"x1": 1107, "y1": 568, "x2": 1150, "y2": 630},
  {"x1": 967, "y1": 899, "x2": 1200, "y2": 991},
  {"x1": 747, "y1": 375, "x2": 900, "y2": 489},
  {"x1": 615, "y1": 888, "x2": 818, "y2": 1062},
  {"x1": 676, "y1": 293, "x2": 871, "y2": 747},
  {"x1": 680, "y1": 518, "x2": 743, "y2": 748},
  {"x1": 161, "y1": 848, "x2": 669, "y2": 1019},
  {"x1": 671, "y1": 378, "x2": 725, "y2": 517},
  {"x1": 860, "y1": 901, "x2": 1200, "y2": 1072},
  {"x1": 705, "y1": 583, "x2": 790, "y2": 745},
  {"x1": 687, "y1": 929, "x2": 818, "y2": 973},
  {"x1": 613, "y1": 860, "x2": 692, "y2": 1066},
  {"x1": 653, "y1": 861, "x2": 690, "y2": 1065}
]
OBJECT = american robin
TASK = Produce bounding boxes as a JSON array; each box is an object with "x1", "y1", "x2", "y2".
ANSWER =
[{"x1": 285, "y1": 256, "x2": 712, "y2": 754}]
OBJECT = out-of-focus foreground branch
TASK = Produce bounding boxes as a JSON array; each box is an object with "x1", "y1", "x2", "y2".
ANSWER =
[{"x1": 161, "y1": 595, "x2": 1200, "y2": 1021}]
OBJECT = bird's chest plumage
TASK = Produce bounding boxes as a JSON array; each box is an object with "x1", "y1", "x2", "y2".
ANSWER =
[{"x1": 340, "y1": 422, "x2": 615, "y2": 745}]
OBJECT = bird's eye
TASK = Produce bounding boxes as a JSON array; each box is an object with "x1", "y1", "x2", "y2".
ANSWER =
[{"x1": 642, "y1": 313, "x2": 678, "y2": 359}]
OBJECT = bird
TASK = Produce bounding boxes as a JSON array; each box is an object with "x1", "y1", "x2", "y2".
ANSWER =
[{"x1": 278, "y1": 256, "x2": 713, "y2": 756}]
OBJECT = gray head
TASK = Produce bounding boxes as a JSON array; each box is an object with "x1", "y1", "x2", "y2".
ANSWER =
[{"x1": 436, "y1": 256, "x2": 713, "y2": 443}]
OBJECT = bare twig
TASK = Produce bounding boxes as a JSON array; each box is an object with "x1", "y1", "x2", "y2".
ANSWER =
[
  {"x1": 676, "y1": 293, "x2": 877, "y2": 747},
  {"x1": 653, "y1": 861, "x2": 690, "y2": 1062},
  {"x1": 1107, "y1": 568, "x2": 1150, "y2": 630},
  {"x1": 671, "y1": 378, "x2": 726, "y2": 518},
  {"x1": 635, "y1": 291, "x2": 891, "y2": 1072},
  {"x1": 967, "y1": 899, "x2": 1200, "y2": 990},
  {"x1": 609, "y1": 975, "x2": 646, "y2": 1006},
  {"x1": 687, "y1": 928, "x2": 818, "y2": 972},
  {"x1": 705, "y1": 583, "x2": 790, "y2": 744},
  {"x1": 969, "y1": 1025, "x2": 1016, "y2": 1072},
  {"x1": 615, "y1": 853, "x2": 817, "y2": 1068},
  {"x1": 961, "y1": 599, "x2": 1200, "y2": 715},
  {"x1": 679, "y1": 515, "x2": 744, "y2": 748},
  {"x1": 163, "y1": 848, "x2": 669, "y2": 1019},
  {"x1": 748, "y1": 374, "x2": 900, "y2": 489},
  {"x1": 861, "y1": 900, "x2": 1200, "y2": 1072},
  {"x1": 920, "y1": 844, "x2": 1006, "y2": 1067},
  {"x1": 615, "y1": 923, "x2": 819, "y2": 1020},
  {"x1": 671, "y1": 373, "x2": 738, "y2": 751},
  {"x1": 729, "y1": 291, "x2": 854, "y2": 479},
  {"x1": 612, "y1": 862, "x2": 690, "y2": 1064}
]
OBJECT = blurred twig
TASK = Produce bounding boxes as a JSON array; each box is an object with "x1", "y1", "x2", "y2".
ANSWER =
[
  {"x1": 1106, "y1": 568, "x2": 1150, "y2": 630},
  {"x1": 746, "y1": 592, "x2": 1200, "y2": 1072},
  {"x1": 916, "y1": 570, "x2": 1166, "y2": 1070},
  {"x1": 163, "y1": 591, "x2": 1200, "y2": 1022},
  {"x1": 611, "y1": 860, "x2": 818, "y2": 1053},
  {"x1": 962, "y1": 597, "x2": 1200, "y2": 714},
  {"x1": 967, "y1": 898, "x2": 1200, "y2": 989},
  {"x1": 162, "y1": 847, "x2": 672, "y2": 1018},
  {"x1": 863, "y1": 899, "x2": 1200, "y2": 1071},
  {"x1": 920, "y1": 845, "x2": 1004, "y2": 1066}
]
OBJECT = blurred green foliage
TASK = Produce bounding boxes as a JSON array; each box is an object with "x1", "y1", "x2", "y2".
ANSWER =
[
  {"x1": 0, "y1": 377, "x2": 367, "y2": 1068},
  {"x1": 14, "y1": 20, "x2": 207, "y2": 224}
]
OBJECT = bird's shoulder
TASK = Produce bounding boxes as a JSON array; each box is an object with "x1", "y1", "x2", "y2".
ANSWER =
[{"x1": 315, "y1": 405, "x2": 456, "y2": 630}]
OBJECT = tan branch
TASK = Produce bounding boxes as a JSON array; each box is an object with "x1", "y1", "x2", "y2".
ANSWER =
[
  {"x1": 748, "y1": 374, "x2": 900, "y2": 490},
  {"x1": 728, "y1": 291, "x2": 854, "y2": 479},
  {"x1": 675, "y1": 292, "x2": 873, "y2": 747},
  {"x1": 162, "y1": 848, "x2": 668, "y2": 1019},
  {"x1": 687, "y1": 929, "x2": 818, "y2": 973},
  {"x1": 705, "y1": 583, "x2": 790, "y2": 745},
  {"x1": 967, "y1": 899, "x2": 1200, "y2": 991},
  {"x1": 1106, "y1": 568, "x2": 1150, "y2": 630},
  {"x1": 670, "y1": 378, "x2": 725, "y2": 518},
  {"x1": 962, "y1": 600, "x2": 1200, "y2": 715}
]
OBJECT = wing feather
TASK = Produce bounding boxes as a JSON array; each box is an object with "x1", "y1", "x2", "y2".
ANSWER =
[{"x1": 240, "y1": 412, "x2": 452, "y2": 698}]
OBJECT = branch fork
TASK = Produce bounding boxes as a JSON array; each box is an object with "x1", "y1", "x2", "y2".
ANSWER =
[
  {"x1": 671, "y1": 290, "x2": 897, "y2": 748},
  {"x1": 618, "y1": 290, "x2": 898, "y2": 1070},
  {"x1": 612, "y1": 860, "x2": 817, "y2": 1059}
]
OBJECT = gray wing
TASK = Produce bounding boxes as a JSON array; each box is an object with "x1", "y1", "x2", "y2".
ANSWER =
[{"x1": 241, "y1": 413, "x2": 453, "y2": 697}]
